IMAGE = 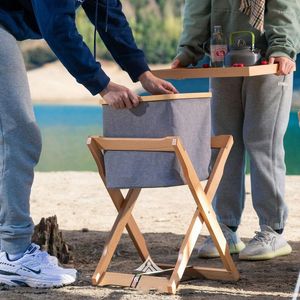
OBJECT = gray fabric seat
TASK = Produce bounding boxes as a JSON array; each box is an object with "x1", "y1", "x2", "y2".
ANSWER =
[{"x1": 103, "y1": 96, "x2": 211, "y2": 189}]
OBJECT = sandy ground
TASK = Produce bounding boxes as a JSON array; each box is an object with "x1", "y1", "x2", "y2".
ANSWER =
[{"x1": 0, "y1": 172, "x2": 299, "y2": 299}]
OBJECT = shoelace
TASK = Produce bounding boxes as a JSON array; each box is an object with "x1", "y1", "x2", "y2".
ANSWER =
[
  {"x1": 30, "y1": 250, "x2": 59, "y2": 268},
  {"x1": 251, "y1": 231, "x2": 272, "y2": 244},
  {"x1": 204, "y1": 226, "x2": 234, "y2": 245}
]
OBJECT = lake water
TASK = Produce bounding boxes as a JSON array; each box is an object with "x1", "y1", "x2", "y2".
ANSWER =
[
  {"x1": 34, "y1": 71, "x2": 300, "y2": 173},
  {"x1": 34, "y1": 104, "x2": 300, "y2": 174}
]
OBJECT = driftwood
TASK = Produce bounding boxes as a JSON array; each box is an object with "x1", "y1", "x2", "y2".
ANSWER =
[{"x1": 32, "y1": 215, "x2": 73, "y2": 264}]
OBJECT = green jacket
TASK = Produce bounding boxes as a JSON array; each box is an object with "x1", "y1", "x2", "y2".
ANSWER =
[{"x1": 176, "y1": 0, "x2": 300, "y2": 66}]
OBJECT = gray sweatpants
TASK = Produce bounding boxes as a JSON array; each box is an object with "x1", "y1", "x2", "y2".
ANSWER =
[
  {"x1": 211, "y1": 74, "x2": 293, "y2": 230},
  {"x1": 0, "y1": 26, "x2": 42, "y2": 254}
]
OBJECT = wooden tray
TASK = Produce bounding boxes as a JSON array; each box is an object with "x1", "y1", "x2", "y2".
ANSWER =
[{"x1": 152, "y1": 64, "x2": 279, "y2": 79}]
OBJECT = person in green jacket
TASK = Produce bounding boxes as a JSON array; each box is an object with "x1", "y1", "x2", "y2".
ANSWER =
[{"x1": 172, "y1": 0, "x2": 300, "y2": 260}]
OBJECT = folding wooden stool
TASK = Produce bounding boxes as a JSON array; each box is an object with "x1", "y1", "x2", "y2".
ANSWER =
[{"x1": 87, "y1": 93, "x2": 240, "y2": 294}]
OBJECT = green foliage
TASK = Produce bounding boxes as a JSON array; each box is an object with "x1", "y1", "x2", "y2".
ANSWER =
[
  {"x1": 76, "y1": 0, "x2": 184, "y2": 64},
  {"x1": 22, "y1": 47, "x2": 57, "y2": 70},
  {"x1": 22, "y1": 0, "x2": 183, "y2": 69},
  {"x1": 75, "y1": 8, "x2": 111, "y2": 60}
]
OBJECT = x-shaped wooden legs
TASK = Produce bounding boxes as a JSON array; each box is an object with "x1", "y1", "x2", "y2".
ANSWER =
[{"x1": 87, "y1": 136, "x2": 240, "y2": 294}]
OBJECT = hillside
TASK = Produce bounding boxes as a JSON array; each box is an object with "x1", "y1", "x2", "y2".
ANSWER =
[
  {"x1": 21, "y1": 0, "x2": 184, "y2": 69},
  {"x1": 20, "y1": 0, "x2": 300, "y2": 89}
]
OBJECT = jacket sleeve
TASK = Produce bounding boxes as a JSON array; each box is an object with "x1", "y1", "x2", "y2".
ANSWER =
[
  {"x1": 176, "y1": 0, "x2": 211, "y2": 66},
  {"x1": 264, "y1": 0, "x2": 300, "y2": 60},
  {"x1": 31, "y1": 0, "x2": 110, "y2": 95},
  {"x1": 82, "y1": 0, "x2": 150, "y2": 82}
]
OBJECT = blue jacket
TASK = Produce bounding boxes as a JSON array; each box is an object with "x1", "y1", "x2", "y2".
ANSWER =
[{"x1": 0, "y1": 0, "x2": 150, "y2": 95}]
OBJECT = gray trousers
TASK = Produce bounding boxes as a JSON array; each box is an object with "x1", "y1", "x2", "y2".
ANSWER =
[
  {"x1": 211, "y1": 74, "x2": 293, "y2": 230},
  {"x1": 0, "y1": 26, "x2": 42, "y2": 254}
]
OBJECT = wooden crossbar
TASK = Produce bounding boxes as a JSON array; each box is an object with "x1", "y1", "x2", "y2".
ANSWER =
[
  {"x1": 87, "y1": 136, "x2": 176, "y2": 152},
  {"x1": 101, "y1": 272, "x2": 171, "y2": 293},
  {"x1": 87, "y1": 135, "x2": 240, "y2": 294},
  {"x1": 158, "y1": 264, "x2": 235, "y2": 281},
  {"x1": 99, "y1": 92, "x2": 212, "y2": 105}
]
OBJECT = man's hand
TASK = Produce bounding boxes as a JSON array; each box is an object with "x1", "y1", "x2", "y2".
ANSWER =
[
  {"x1": 139, "y1": 71, "x2": 178, "y2": 94},
  {"x1": 100, "y1": 81, "x2": 140, "y2": 109},
  {"x1": 269, "y1": 56, "x2": 295, "y2": 76}
]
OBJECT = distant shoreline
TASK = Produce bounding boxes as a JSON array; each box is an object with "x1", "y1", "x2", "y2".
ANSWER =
[
  {"x1": 28, "y1": 61, "x2": 300, "y2": 108},
  {"x1": 28, "y1": 60, "x2": 168, "y2": 105}
]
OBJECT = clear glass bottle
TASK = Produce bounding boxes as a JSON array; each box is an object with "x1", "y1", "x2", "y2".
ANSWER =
[{"x1": 210, "y1": 25, "x2": 227, "y2": 67}]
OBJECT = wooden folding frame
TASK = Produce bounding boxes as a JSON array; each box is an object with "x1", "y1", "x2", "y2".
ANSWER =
[{"x1": 87, "y1": 135, "x2": 240, "y2": 294}]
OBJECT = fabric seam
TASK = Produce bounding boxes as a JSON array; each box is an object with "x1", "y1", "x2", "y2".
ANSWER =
[
  {"x1": 0, "y1": 115, "x2": 5, "y2": 188},
  {"x1": 270, "y1": 76, "x2": 285, "y2": 227}
]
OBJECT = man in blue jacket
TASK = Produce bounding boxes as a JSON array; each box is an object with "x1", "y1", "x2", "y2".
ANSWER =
[{"x1": 0, "y1": 0, "x2": 177, "y2": 288}]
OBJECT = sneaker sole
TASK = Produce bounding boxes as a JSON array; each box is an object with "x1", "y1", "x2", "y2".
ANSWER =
[
  {"x1": 198, "y1": 241, "x2": 246, "y2": 258},
  {"x1": 239, "y1": 244, "x2": 292, "y2": 261},
  {"x1": 0, "y1": 274, "x2": 75, "y2": 288}
]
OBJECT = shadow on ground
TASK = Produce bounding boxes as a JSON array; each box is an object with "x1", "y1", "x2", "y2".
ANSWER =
[{"x1": 0, "y1": 231, "x2": 299, "y2": 300}]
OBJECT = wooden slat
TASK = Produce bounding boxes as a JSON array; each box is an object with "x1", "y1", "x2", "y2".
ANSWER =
[
  {"x1": 211, "y1": 135, "x2": 233, "y2": 149},
  {"x1": 90, "y1": 136, "x2": 176, "y2": 152},
  {"x1": 99, "y1": 272, "x2": 134, "y2": 287},
  {"x1": 157, "y1": 264, "x2": 235, "y2": 281},
  {"x1": 168, "y1": 210, "x2": 203, "y2": 290},
  {"x1": 100, "y1": 92, "x2": 212, "y2": 105},
  {"x1": 186, "y1": 267, "x2": 235, "y2": 281},
  {"x1": 152, "y1": 64, "x2": 279, "y2": 80},
  {"x1": 138, "y1": 275, "x2": 171, "y2": 293},
  {"x1": 99, "y1": 272, "x2": 171, "y2": 293},
  {"x1": 205, "y1": 135, "x2": 233, "y2": 202}
]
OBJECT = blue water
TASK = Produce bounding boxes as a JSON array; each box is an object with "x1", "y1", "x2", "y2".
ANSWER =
[
  {"x1": 37, "y1": 105, "x2": 103, "y2": 128},
  {"x1": 34, "y1": 58, "x2": 300, "y2": 172},
  {"x1": 34, "y1": 105, "x2": 103, "y2": 171},
  {"x1": 285, "y1": 111, "x2": 300, "y2": 174},
  {"x1": 34, "y1": 104, "x2": 300, "y2": 173},
  {"x1": 295, "y1": 59, "x2": 300, "y2": 89}
]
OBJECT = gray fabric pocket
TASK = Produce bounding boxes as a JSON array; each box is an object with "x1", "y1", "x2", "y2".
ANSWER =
[{"x1": 103, "y1": 97, "x2": 211, "y2": 188}]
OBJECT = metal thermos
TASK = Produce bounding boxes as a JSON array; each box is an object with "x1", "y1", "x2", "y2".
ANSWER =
[{"x1": 224, "y1": 31, "x2": 261, "y2": 67}]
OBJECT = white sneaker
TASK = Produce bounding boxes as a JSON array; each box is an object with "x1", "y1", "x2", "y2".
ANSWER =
[
  {"x1": 0, "y1": 243, "x2": 77, "y2": 288},
  {"x1": 47, "y1": 255, "x2": 77, "y2": 279},
  {"x1": 239, "y1": 225, "x2": 292, "y2": 261},
  {"x1": 198, "y1": 223, "x2": 245, "y2": 258}
]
